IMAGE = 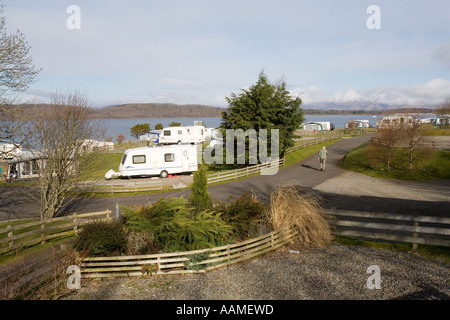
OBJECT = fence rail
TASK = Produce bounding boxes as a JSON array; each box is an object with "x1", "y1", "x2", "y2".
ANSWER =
[
  {"x1": 75, "y1": 180, "x2": 163, "y2": 194},
  {"x1": 207, "y1": 158, "x2": 285, "y2": 184},
  {"x1": 286, "y1": 134, "x2": 343, "y2": 154},
  {"x1": 0, "y1": 210, "x2": 112, "y2": 255},
  {"x1": 80, "y1": 227, "x2": 297, "y2": 278},
  {"x1": 323, "y1": 208, "x2": 450, "y2": 248}
]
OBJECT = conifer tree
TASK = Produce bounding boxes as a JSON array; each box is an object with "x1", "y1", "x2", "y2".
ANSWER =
[
  {"x1": 189, "y1": 164, "x2": 212, "y2": 210},
  {"x1": 221, "y1": 71, "x2": 304, "y2": 157}
]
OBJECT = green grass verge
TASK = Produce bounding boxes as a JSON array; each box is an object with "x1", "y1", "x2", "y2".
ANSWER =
[
  {"x1": 339, "y1": 142, "x2": 450, "y2": 180},
  {"x1": 0, "y1": 235, "x2": 73, "y2": 266},
  {"x1": 283, "y1": 139, "x2": 342, "y2": 168}
]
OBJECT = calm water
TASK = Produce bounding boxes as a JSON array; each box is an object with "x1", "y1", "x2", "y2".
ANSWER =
[{"x1": 102, "y1": 115, "x2": 385, "y2": 141}]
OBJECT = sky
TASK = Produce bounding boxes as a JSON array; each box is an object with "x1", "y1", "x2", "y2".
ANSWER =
[{"x1": 3, "y1": 0, "x2": 450, "y2": 108}]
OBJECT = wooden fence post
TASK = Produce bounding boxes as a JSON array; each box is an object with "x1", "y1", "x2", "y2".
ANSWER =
[
  {"x1": 7, "y1": 225, "x2": 12, "y2": 249},
  {"x1": 330, "y1": 207, "x2": 337, "y2": 240},
  {"x1": 412, "y1": 221, "x2": 419, "y2": 252},
  {"x1": 40, "y1": 222, "x2": 45, "y2": 244},
  {"x1": 73, "y1": 213, "x2": 78, "y2": 235}
]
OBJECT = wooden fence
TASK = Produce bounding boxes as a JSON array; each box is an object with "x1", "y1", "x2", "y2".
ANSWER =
[
  {"x1": 286, "y1": 134, "x2": 343, "y2": 154},
  {"x1": 80, "y1": 227, "x2": 297, "y2": 278},
  {"x1": 75, "y1": 180, "x2": 163, "y2": 194},
  {"x1": 207, "y1": 158, "x2": 285, "y2": 184},
  {"x1": 323, "y1": 208, "x2": 450, "y2": 248},
  {"x1": 0, "y1": 210, "x2": 112, "y2": 255}
]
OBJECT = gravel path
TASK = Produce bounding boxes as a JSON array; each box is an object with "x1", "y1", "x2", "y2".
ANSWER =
[{"x1": 63, "y1": 243, "x2": 450, "y2": 300}]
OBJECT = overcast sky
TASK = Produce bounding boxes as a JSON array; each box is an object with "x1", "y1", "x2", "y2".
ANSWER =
[{"x1": 4, "y1": 0, "x2": 450, "y2": 108}]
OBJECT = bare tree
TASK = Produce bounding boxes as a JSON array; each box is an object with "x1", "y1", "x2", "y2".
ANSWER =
[
  {"x1": 0, "y1": 2, "x2": 41, "y2": 154},
  {"x1": 401, "y1": 123, "x2": 434, "y2": 171},
  {"x1": 31, "y1": 90, "x2": 102, "y2": 220},
  {"x1": 373, "y1": 125, "x2": 404, "y2": 171}
]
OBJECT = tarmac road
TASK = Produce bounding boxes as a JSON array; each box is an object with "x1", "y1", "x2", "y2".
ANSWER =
[{"x1": 1, "y1": 134, "x2": 448, "y2": 221}]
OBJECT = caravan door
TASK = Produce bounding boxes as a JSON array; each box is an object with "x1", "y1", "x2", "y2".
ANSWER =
[{"x1": 181, "y1": 148, "x2": 190, "y2": 171}]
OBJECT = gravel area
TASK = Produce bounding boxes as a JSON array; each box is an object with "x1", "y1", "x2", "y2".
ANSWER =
[
  {"x1": 63, "y1": 243, "x2": 450, "y2": 300},
  {"x1": 62, "y1": 165, "x2": 450, "y2": 301}
]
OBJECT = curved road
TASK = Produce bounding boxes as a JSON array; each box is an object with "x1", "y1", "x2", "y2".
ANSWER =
[{"x1": 1, "y1": 134, "x2": 448, "y2": 220}]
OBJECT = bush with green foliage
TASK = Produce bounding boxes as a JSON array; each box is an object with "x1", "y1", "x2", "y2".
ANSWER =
[
  {"x1": 121, "y1": 197, "x2": 232, "y2": 252},
  {"x1": 215, "y1": 191, "x2": 268, "y2": 238},
  {"x1": 73, "y1": 220, "x2": 127, "y2": 257},
  {"x1": 130, "y1": 123, "x2": 150, "y2": 139}
]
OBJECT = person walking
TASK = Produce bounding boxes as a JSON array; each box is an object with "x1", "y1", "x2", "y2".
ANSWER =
[{"x1": 318, "y1": 146, "x2": 328, "y2": 171}]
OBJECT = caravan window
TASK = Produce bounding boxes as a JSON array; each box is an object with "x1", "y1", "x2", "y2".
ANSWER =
[
  {"x1": 31, "y1": 160, "x2": 40, "y2": 175},
  {"x1": 121, "y1": 154, "x2": 127, "y2": 165},
  {"x1": 23, "y1": 162, "x2": 31, "y2": 175},
  {"x1": 165, "y1": 153, "x2": 175, "y2": 162},
  {"x1": 132, "y1": 155, "x2": 146, "y2": 164},
  {"x1": 163, "y1": 130, "x2": 171, "y2": 136},
  {"x1": 177, "y1": 130, "x2": 182, "y2": 135}
]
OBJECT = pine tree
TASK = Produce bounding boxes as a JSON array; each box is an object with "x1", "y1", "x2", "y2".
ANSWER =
[{"x1": 188, "y1": 164, "x2": 212, "y2": 210}]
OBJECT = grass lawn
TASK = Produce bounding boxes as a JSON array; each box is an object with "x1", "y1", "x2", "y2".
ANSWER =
[
  {"x1": 79, "y1": 152, "x2": 123, "y2": 181},
  {"x1": 339, "y1": 142, "x2": 450, "y2": 180}
]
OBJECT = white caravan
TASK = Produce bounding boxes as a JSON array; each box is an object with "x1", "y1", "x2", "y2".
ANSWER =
[
  {"x1": 105, "y1": 144, "x2": 198, "y2": 179},
  {"x1": 158, "y1": 125, "x2": 205, "y2": 145},
  {"x1": 345, "y1": 120, "x2": 370, "y2": 129}
]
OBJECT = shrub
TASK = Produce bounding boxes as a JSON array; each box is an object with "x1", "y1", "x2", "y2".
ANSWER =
[
  {"x1": 126, "y1": 230, "x2": 159, "y2": 255},
  {"x1": 73, "y1": 220, "x2": 127, "y2": 257},
  {"x1": 214, "y1": 191, "x2": 269, "y2": 238},
  {"x1": 265, "y1": 185, "x2": 331, "y2": 247},
  {"x1": 122, "y1": 197, "x2": 232, "y2": 252}
]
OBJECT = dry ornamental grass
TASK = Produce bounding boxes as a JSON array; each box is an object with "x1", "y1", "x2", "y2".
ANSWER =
[{"x1": 266, "y1": 185, "x2": 332, "y2": 247}]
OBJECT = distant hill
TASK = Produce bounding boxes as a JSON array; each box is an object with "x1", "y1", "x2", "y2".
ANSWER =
[
  {"x1": 90, "y1": 103, "x2": 225, "y2": 119},
  {"x1": 18, "y1": 101, "x2": 436, "y2": 120}
]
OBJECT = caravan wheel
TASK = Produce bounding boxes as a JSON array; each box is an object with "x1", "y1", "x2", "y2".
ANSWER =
[{"x1": 160, "y1": 170, "x2": 168, "y2": 178}]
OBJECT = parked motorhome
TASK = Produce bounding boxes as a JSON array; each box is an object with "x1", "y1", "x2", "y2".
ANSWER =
[
  {"x1": 80, "y1": 139, "x2": 114, "y2": 152},
  {"x1": 158, "y1": 125, "x2": 205, "y2": 145},
  {"x1": 138, "y1": 130, "x2": 161, "y2": 142},
  {"x1": 204, "y1": 128, "x2": 221, "y2": 141},
  {"x1": 435, "y1": 116, "x2": 449, "y2": 127},
  {"x1": 301, "y1": 121, "x2": 333, "y2": 131},
  {"x1": 5, "y1": 151, "x2": 44, "y2": 181},
  {"x1": 345, "y1": 120, "x2": 370, "y2": 129},
  {"x1": 5, "y1": 150, "x2": 79, "y2": 182},
  {"x1": 105, "y1": 144, "x2": 198, "y2": 179},
  {"x1": 375, "y1": 115, "x2": 417, "y2": 129}
]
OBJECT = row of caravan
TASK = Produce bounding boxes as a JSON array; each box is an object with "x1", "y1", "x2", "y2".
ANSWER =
[{"x1": 107, "y1": 125, "x2": 217, "y2": 179}]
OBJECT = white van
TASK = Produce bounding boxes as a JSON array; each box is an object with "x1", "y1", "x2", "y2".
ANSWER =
[
  {"x1": 158, "y1": 125, "x2": 205, "y2": 145},
  {"x1": 106, "y1": 144, "x2": 198, "y2": 179}
]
